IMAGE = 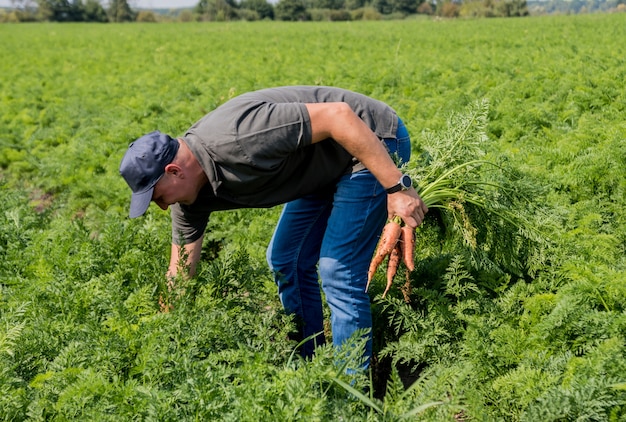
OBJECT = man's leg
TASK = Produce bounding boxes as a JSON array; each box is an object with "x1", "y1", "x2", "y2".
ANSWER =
[
  {"x1": 319, "y1": 118, "x2": 411, "y2": 367},
  {"x1": 318, "y1": 169, "x2": 387, "y2": 367},
  {"x1": 267, "y1": 194, "x2": 332, "y2": 358}
]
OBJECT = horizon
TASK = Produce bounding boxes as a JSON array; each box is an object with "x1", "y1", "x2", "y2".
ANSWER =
[{"x1": 0, "y1": 1, "x2": 199, "y2": 9}]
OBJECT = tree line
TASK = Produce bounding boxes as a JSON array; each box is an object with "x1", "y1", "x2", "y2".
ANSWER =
[
  {"x1": 2, "y1": 0, "x2": 532, "y2": 22},
  {"x1": 1, "y1": 0, "x2": 624, "y2": 24},
  {"x1": 3, "y1": 0, "x2": 133, "y2": 22}
]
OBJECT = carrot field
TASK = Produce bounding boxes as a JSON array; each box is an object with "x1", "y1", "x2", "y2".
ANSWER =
[{"x1": 1, "y1": 14, "x2": 625, "y2": 420}]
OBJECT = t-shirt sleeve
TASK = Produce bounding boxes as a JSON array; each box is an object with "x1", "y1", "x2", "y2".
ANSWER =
[{"x1": 170, "y1": 202, "x2": 210, "y2": 245}]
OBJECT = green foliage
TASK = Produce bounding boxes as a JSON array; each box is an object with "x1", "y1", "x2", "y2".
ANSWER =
[
  {"x1": 275, "y1": 0, "x2": 311, "y2": 20},
  {"x1": 332, "y1": 365, "x2": 451, "y2": 420},
  {"x1": 460, "y1": 0, "x2": 529, "y2": 17},
  {"x1": 407, "y1": 99, "x2": 552, "y2": 278},
  {"x1": 240, "y1": 0, "x2": 275, "y2": 19},
  {"x1": 195, "y1": 0, "x2": 239, "y2": 21},
  {"x1": 0, "y1": 194, "x2": 370, "y2": 419},
  {"x1": 107, "y1": 0, "x2": 135, "y2": 22},
  {"x1": 1, "y1": 15, "x2": 625, "y2": 420}
]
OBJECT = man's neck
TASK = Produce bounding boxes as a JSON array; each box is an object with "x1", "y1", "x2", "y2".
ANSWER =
[{"x1": 178, "y1": 138, "x2": 208, "y2": 191}]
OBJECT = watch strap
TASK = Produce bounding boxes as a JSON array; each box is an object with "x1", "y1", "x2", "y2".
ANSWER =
[
  {"x1": 385, "y1": 173, "x2": 412, "y2": 194},
  {"x1": 385, "y1": 183, "x2": 403, "y2": 194}
]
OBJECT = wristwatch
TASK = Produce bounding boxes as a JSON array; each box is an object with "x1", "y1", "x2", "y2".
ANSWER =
[{"x1": 385, "y1": 174, "x2": 412, "y2": 194}]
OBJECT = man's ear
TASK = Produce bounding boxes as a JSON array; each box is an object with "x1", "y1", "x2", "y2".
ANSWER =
[{"x1": 164, "y1": 163, "x2": 184, "y2": 178}]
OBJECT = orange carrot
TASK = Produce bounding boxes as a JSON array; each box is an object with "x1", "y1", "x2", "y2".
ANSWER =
[
  {"x1": 366, "y1": 217, "x2": 402, "y2": 291},
  {"x1": 401, "y1": 270, "x2": 412, "y2": 303},
  {"x1": 383, "y1": 242, "x2": 402, "y2": 298},
  {"x1": 400, "y1": 224, "x2": 415, "y2": 272}
]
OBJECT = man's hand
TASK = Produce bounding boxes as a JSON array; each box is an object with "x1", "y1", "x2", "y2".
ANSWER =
[
  {"x1": 168, "y1": 236, "x2": 204, "y2": 279},
  {"x1": 387, "y1": 188, "x2": 428, "y2": 229}
]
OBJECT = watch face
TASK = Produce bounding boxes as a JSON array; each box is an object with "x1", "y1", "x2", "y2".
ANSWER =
[{"x1": 401, "y1": 174, "x2": 412, "y2": 189}]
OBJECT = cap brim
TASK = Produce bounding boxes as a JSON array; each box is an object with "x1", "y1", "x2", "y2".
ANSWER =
[{"x1": 129, "y1": 187, "x2": 154, "y2": 218}]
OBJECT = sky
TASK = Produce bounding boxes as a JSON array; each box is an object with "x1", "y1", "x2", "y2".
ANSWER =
[{"x1": 0, "y1": 1, "x2": 199, "y2": 8}]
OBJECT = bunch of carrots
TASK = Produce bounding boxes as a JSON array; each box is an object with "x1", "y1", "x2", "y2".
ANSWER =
[
  {"x1": 366, "y1": 100, "x2": 541, "y2": 299},
  {"x1": 365, "y1": 161, "x2": 529, "y2": 300},
  {"x1": 366, "y1": 215, "x2": 415, "y2": 298}
]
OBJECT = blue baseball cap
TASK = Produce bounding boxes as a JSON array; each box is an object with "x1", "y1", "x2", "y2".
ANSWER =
[{"x1": 119, "y1": 130, "x2": 180, "y2": 218}]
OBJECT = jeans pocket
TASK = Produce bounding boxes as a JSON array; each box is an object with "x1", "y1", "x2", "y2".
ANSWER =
[{"x1": 383, "y1": 118, "x2": 411, "y2": 166}]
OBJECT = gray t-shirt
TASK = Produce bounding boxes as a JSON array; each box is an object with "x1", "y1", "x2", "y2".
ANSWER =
[{"x1": 171, "y1": 86, "x2": 398, "y2": 244}]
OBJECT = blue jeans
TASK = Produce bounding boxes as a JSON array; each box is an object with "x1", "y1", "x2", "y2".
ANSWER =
[{"x1": 266, "y1": 118, "x2": 411, "y2": 365}]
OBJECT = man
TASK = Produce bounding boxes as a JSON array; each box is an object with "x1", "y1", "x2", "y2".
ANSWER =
[{"x1": 120, "y1": 86, "x2": 428, "y2": 365}]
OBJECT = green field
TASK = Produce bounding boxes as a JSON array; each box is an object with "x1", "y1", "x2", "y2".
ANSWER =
[{"x1": 1, "y1": 15, "x2": 625, "y2": 420}]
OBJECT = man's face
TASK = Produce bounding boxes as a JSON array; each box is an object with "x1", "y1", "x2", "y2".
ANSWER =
[{"x1": 151, "y1": 172, "x2": 195, "y2": 210}]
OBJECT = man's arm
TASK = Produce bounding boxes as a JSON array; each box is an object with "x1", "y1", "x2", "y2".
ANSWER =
[
  {"x1": 167, "y1": 235, "x2": 204, "y2": 278},
  {"x1": 305, "y1": 102, "x2": 428, "y2": 228}
]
